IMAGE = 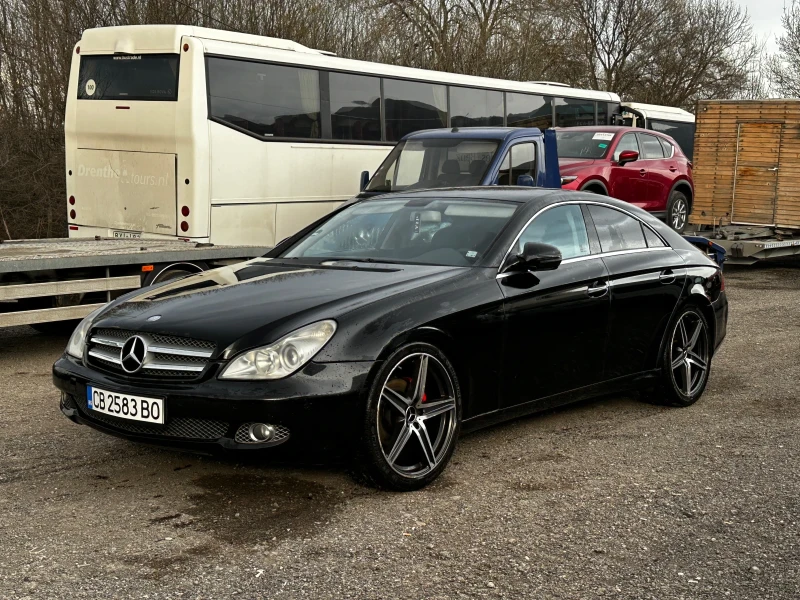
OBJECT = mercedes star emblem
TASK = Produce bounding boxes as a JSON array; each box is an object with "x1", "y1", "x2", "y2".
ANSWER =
[{"x1": 120, "y1": 335, "x2": 148, "y2": 374}]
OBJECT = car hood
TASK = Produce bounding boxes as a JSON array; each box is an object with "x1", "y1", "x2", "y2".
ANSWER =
[
  {"x1": 92, "y1": 258, "x2": 466, "y2": 355},
  {"x1": 558, "y1": 158, "x2": 597, "y2": 172}
]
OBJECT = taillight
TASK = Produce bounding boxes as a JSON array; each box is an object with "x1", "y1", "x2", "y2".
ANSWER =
[
  {"x1": 68, "y1": 195, "x2": 75, "y2": 205},
  {"x1": 180, "y1": 221, "x2": 189, "y2": 232},
  {"x1": 181, "y1": 206, "x2": 190, "y2": 217},
  {"x1": 69, "y1": 209, "x2": 76, "y2": 219}
]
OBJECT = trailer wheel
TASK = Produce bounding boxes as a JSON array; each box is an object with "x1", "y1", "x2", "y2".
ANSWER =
[{"x1": 667, "y1": 191, "x2": 690, "y2": 233}]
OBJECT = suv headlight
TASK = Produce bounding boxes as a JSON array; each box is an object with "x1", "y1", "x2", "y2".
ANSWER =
[
  {"x1": 219, "y1": 320, "x2": 337, "y2": 380},
  {"x1": 66, "y1": 305, "x2": 106, "y2": 359}
]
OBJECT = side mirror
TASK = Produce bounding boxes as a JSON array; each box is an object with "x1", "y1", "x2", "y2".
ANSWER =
[
  {"x1": 359, "y1": 170, "x2": 370, "y2": 191},
  {"x1": 502, "y1": 241, "x2": 562, "y2": 273},
  {"x1": 516, "y1": 174, "x2": 535, "y2": 187},
  {"x1": 617, "y1": 150, "x2": 639, "y2": 165}
]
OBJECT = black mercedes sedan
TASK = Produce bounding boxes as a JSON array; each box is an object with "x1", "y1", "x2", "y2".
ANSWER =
[{"x1": 54, "y1": 188, "x2": 727, "y2": 491}]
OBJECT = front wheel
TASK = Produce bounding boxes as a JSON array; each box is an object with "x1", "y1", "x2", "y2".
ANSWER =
[
  {"x1": 667, "y1": 190, "x2": 690, "y2": 233},
  {"x1": 360, "y1": 343, "x2": 461, "y2": 491},
  {"x1": 646, "y1": 305, "x2": 711, "y2": 407}
]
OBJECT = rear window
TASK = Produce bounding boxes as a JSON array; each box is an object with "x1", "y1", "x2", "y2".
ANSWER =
[
  {"x1": 78, "y1": 54, "x2": 179, "y2": 101},
  {"x1": 555, "y1": 130, "x2": 613, "y2": 159}
]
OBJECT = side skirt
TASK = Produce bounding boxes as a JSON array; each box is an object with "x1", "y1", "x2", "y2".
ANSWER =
[{"x1": 460, "y1": 370, "x2": 661, "y2": 434}]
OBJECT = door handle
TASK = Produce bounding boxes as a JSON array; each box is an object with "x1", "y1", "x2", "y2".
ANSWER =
[
  {"x1": 659, "y1": 269, "x2": 676, "y2": 284},
  {"x1": 639, "y1": 169, "x2": 647, "y2": 176},
  {"x1": 587, "y1": 281, "x2": 609, "y2": 298},
  {"x1": 669, "y1": 166, "x2": 677, "y2": 172}
]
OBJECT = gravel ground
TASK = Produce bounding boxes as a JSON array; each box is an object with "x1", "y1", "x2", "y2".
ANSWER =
[{"x1": 0, "y1": 264, "x2": 798, "y2": 599}]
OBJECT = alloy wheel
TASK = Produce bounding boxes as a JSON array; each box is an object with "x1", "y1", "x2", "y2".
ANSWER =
[
  {"x1": 377, "y1": 353, "x2": 457, "y2": 479},
  {"x1": 671, "y1": 198, "x2": 688, "y2": 230},
  {"x1": 669, "y1": 311, "x2": 709, "y2": 397}
]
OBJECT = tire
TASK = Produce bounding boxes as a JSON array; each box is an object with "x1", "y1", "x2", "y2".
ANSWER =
[
  {"x1": 359, "y1": 342, "x2": 461, "y2": 491},
  {"x1": 667, "y1": 190, "x2": 690, "y2": 233},
  {"x1": 645, "y1": 304, "x2": 711, "y2": 407}
]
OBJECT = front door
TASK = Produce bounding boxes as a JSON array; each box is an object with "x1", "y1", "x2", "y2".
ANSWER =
[
  {"x1": 732, "y1": 122, "x2": 782, "y2": 226},
  {"x1": 499, "y1": 204, "x2": 610, "y2": 408},
  {"x1": 609, "y1": 133, "x2": 649, "y2": 207}
]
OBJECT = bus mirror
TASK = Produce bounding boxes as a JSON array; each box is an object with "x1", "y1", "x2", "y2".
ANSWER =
[
  {"x1": 516, "y1": 174, "x2": 535, "y2": 187},
  {"x1": 359, "y1": 170, "x2": 370, "y2": 192}
]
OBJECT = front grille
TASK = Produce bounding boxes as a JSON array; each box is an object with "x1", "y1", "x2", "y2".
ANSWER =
[
  {"x1": 86, "y1": 328, "x2": 216, "y2": 380},
  {"x1": 74, "y1": 393, "x2": 228, "y2": 440}
]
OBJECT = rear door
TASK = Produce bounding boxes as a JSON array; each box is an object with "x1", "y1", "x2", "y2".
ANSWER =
[
  {"x1": 732, "y1": 122, "x2": 782, "y2": 226},
  {"x1": 586, "y1": 205, "x2": 686, "y2": 379}
]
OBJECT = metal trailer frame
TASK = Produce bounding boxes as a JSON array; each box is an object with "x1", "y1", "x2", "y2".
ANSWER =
[{"x1": 0, "y1": 239, "x2": 269, "y2": 327}]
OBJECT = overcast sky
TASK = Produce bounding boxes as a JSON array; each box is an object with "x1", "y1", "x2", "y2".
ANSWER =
[{"x1": 742, "y1": 0, "x2": 786, "y2": 51}]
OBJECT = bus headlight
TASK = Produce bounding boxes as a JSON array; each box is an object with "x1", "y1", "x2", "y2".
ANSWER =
[{"x1": 220, "y1": 320, "x2": 337, "y2": 380}]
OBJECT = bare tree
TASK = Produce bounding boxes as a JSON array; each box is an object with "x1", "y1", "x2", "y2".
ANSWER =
[{"x1": 772, "y1": 0, "x2": 800, "y2": 97}]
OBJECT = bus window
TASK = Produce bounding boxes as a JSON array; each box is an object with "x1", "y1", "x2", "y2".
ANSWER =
[
  {"x1": 383, "y1": 79, "x2": 448, "y2": 141},
  {"x1": 450, "y1": 87, "x2": 504, "y2": 127},
  {"x1": 555, "y1": 98, "x2": 596, "y2": 127},
  {"x1": 207, "y1": 57, "x2": 321, "y2": 139},
  {"x1": 647, "y1": 119, "x2": 695, "y2": 161},
  {"x1": 329, "y1": 73, "x2": 381, "y2": 141},
  {"x1": 506, "y1": 93, "x2": 552, "y2": 129},
  {"x1": 78, "y1": 54, "x2": 179, "y2": 101}
]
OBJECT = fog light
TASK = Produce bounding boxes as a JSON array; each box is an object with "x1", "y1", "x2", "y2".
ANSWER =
[{"x1": 248, "y1": 423, "x2": 275, "y2": 442}]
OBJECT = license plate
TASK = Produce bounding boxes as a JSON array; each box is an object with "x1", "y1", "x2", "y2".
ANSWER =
[
  {"x1": 87, "y1": 386, "x2": 164, "y2": 424},
  {"x1": 113, "y1": 230, "x2": 142, "y2": 239}
]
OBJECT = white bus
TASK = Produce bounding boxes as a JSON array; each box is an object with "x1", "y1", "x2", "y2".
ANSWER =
[
  {"x1": 66, "y1": 25, "x2": 629, "y2": 246},
  {"x1": 620, "y1": 102, "x2": 696, "y2": 161}
]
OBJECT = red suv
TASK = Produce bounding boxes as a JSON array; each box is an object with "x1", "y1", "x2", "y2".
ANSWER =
[{"x1": 556, "y1": 127, "x2": 694, "y2": 232}]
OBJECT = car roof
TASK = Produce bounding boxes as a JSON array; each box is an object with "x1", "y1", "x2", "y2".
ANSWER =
[{"x1": 401, "y1": 127, "x2": 542, "y2": 142}]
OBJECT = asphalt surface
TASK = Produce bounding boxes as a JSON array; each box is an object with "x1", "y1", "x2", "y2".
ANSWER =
[{"x1": 1, "y1": 264, "x2": 798, "y2": 599}]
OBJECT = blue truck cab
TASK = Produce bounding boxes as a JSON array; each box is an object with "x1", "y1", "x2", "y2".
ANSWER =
[{"x1": 357, "y1": 127, "x2": 562, "y2": 197}]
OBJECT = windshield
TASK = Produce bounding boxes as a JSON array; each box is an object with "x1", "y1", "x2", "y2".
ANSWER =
[
  {"x1": 78, "y1": 54, "x2": 179, "y2": 101},
  {"x1": 556, "y1": 130, "x2": 614, "y2": 159},
  {"x1": 366, "y1": 139, "x2": 499, "y2": 192},
  {"x1": 282, "y1": 197, "x2": 517, "y2": 267}
]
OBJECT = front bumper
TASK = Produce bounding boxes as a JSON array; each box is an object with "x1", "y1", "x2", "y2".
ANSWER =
[{"x1": 53, "y1": 355, "x2": 375, "y2": 455}]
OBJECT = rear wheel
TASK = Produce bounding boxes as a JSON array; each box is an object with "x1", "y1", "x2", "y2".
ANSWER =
[
  {"x1": 360, "y1": 343, "x2": 461, "y2": 491},
  {"x1": 667, "y1": 190, "x2": 690, "y2": 233},
  {"x1": 646, "y1": 305, "x2": 711, "y2": 407}
]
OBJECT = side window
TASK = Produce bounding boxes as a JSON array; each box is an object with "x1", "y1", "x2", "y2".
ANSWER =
[
  {"x1": 329, "y1": 73, "x2": 381, "y2": 141},
  {"x1": 511, "y1": 143, "x2": 536, "y2": 184},
  {"x1": 613, "y1": 134, "x2": 640, "y2": 161},
  {"x1": 383, "y1": 79, "x2": 448, "y2": 141},
  {"x1": 643, "y1": 225, "x2": 666, "y2": 248},
  {"x1": 658, "y1": 137, "x2": 674, "y2": 158},
  {"x1": 497, "y1": 143, "x2": 536, "y2": 186},
  {"x1": 516, "y1": 205, "x2": 590, "y2": 259},
  {"x1": 639, "y1": 133, "x2": 666, "y2": 159},
  {"x1": 207, "y1": 58, "x2": 321, "y2": 139},
  {"x1": 588, "y1": 205, "x2": 647, "y2": 252}
]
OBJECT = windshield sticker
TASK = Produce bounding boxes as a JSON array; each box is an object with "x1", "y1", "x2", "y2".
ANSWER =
[
  {"x1": 466, "y1": 250, "x2": 477, "y2": 258},
  {"x1": 85, "y1": 79, "x2": 96, "y2": 96},
  {"x1": 592, "y1": 132, "x2": 615, "y2": 140},
  {"x1": 598, "y1": 143, "x2": 608, "y2": 148}
]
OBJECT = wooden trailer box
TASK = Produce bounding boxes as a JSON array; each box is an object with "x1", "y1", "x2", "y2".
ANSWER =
[{"x1": 691, "y1": 99, "x2": 800, "y2": 230}]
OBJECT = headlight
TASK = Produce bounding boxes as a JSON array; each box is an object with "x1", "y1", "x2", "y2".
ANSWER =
[
  {"x1": 66, "y1": 305, "x2": 106, "y2": 359},
  {"x1": 219, "y1": 320, "x2": 337, "y2": 380}
]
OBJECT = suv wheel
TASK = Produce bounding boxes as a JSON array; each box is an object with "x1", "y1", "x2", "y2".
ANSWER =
[{"x1": 667, "y1": 190, "x2": 690, "y2": 233}]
